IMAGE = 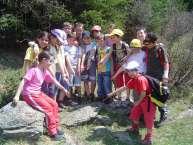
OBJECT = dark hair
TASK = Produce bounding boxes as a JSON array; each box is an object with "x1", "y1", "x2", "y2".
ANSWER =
[
  {"x1": 38, "y1": 51, "x2": 50, "y2": 62},
  {"x1": 96, "y1": 33, "x2": 105, "y2": 40},
  {"x1": 67, "y1": 33, "x2": 76, "y2": 39},
  {"x1": 62, "y1": 22, "x2": 72, "y2": 28},
  {"x1": 136, "y1": 26, "x2": 146, "y2": 33},
  {"x1": 144, "y1": 32, "x2": 157, "y2": 43},
  {"x1": 36, "y1": 31, "x2": 48, "y2": 39},
  {"x1": 74, "y1": 22, "x2": 84, "y2": 28}
]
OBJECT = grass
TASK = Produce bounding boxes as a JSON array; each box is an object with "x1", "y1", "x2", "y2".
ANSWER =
[{"x1": 0, "y1": 51, "x2": 193, "y2": 145}]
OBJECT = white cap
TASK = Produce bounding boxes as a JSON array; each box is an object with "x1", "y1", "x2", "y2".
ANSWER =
[
  {"x1": 124, "y1": 61, "x2": 140, "y2": 71},
  {"x1": 51, "y1": 29, "x2": 66, "y2": 45}
]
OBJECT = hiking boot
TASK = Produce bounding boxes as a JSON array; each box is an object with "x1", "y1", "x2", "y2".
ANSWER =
[
  {"x1": 141, "y1": 134, "x2": 152, "y2": 145},
  {"x1": 57, "y1": 129, "x2": 64, "y2": 135},
  {"x1": 51, "y1": 133, "x2": 65, "y2": 141},
  {"x1": 58, "y1": 102, "x2": 66, "y2": 109},
  {"x1": 90, "y1": 93, "x2": 95, "y2": 102},
  {"x1": 126, "y1": 126, "x2": 139, "y2": 135}
]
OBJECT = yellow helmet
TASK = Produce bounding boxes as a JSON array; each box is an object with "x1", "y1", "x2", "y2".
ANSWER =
[
  {"x1": 130, "y1": 39, "x2": 141, "y2": 48},
  {"x1": 109, "y1": 29, "x2": 124, "y2": 37}
]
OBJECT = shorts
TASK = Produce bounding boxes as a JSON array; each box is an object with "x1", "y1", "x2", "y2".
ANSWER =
[
  {"x1": 129, "y1": 96, "x2": 156, "y2": 129},
  {"x1": 41, "y1": 82, "x2": 56, "y2": 98},
  {"x1": 81, "y1": 61, "x2": 96, "y2": 82},
  {"x1": 69, "y1": 74, "x2": 81, "y2": 87}
]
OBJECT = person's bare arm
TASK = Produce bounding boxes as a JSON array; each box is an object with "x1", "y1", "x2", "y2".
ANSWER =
[
  {"x1": 111, "y1": 66, "x2": 124, "y2": 80},
  {"x1": 80, "y1": 54, "x2": 86, "y2": 72},
  {"x1": 134, "y1": 91, "x2": 146, "y2": 106},
  {"x1": 23, "y1": 60, "x2": 31, "y2": 75},
  {"x1": 12, "y1": 79, "x2": 25, "y2": 106},
  {"x1": 52, "y1": 78, "x2": 69, "y2": 97},
  {"x1": 107, "y1": 86, "x2": 127, "y2": 97}
]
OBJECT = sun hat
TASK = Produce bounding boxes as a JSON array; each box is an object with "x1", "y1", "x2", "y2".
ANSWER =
[
  {"x1": 51, "y1": 29, "x2": 65, "y2": 44},
  {"x1": 124, "y1": 61, "x2": 140, "y2": 71},
  {"x1": 109, "y1": 29, "x2": 124, "y2": 37},
  {"x1": 130, "y1": 39, "x2": 142, "y2": 48},
  {"x1": 91, "y1": 25, "x2": 101, "y2": 31}
]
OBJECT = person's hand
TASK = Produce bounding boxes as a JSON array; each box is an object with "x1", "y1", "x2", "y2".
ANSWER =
[
  {"x1": 111, "y1": 75, "x2": 116, "y2": 80},
  {"x1": 133, "y1": 101, "x2": 140, "y2": 106},
  {"x1": 77, "y1": 68, "x2": 81, "y2": 76},
  {"x1": 12, "y1": 97, "x2": 18, "y2": 107},
  {"x1": 62, "y1": 74, "x2": 69, "y2": 83},
  {"x1": 162, "y1": 77, "x2": 169, "y2": 84},
  {"x1": 62, "y1": 88, "x2": 70, "y2": 97},
  {"x1": 80, "y1": 65, "x2": 85, "y2": 72}
]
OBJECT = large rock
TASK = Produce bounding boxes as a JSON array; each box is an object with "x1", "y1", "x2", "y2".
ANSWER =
[
  {"x1": 94, "y1": 115, "x2": 112, "y2": 126},
  {"x1": 0, "y1": 101, "x2": 44, "y2": 139},
  {"x1": 61, "y1": 105, "x2": 101, "y2": 127}
]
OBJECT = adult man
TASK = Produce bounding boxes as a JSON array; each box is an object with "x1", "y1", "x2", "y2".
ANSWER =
[{"x1": 143, "y1": 32, "x2": 169, "y2": 127}]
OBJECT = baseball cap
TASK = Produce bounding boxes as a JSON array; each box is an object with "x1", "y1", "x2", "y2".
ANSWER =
[
  {"x1": 82, "y1": 31, "x2": 91, "y2": 38},
  {"x1": 124, "y1": 61, "x2": 140, "y2": 71},
  {"x1": 51, "y1": 29, "x2": 65, "y2": 44},
  {"x1": 109, "y1": 29, "x2": 124, "y2": 37},
  {"x1": 130, "y1": 39, "x2": 141, "y2": 48},
  {"x1": 91, "y1": 25, "x2": 101, "y2": 31}
]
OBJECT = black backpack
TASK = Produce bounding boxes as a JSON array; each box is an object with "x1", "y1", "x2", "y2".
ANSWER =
[{"x1": 145, "y1": 75, "x2": 170, "y2": 108}]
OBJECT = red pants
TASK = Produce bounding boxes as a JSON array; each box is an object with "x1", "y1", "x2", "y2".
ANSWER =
[
  {"x1": 23, "y1": 92, "x2": 59, "y2": 135},
  {"x1": 129, "y1": 97, "x2": 156, "y2": 129},
  {"x1": 114, "y1": 65, "x2": 130, "y2": 88}
]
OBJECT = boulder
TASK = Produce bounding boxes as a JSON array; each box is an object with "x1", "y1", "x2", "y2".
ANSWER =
[
  {"x1": 92, "y1": 126, "x2": 110, "y2": 136},
  {"x1": 94, "y1": 115, "x2": 112, "y2": 126},
  {"x1": 0, "y1": 101, "x2": 44, "y2": 139},
  {"x1": 61, "y1": 105, "x2": 101, "y2": 127}
]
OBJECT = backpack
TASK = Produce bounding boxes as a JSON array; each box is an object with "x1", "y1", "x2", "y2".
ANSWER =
[
  {"x1": 145, "y1": 75, "x2": 170, "y2": 108},
  {"x1": 145, "y1": 43, "x2": 171, "y2": 69},
  {"x1": 112, "y1": 41, "x2": 128, "y2": 65}
]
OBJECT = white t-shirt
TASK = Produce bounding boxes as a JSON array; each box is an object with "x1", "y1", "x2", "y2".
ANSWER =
[
  {"x1": 63, "y1": 45, "x2": 81, "y2": 67},
  {"x1": 123, "y1": 50, "x2": 146, "y2": 73}
]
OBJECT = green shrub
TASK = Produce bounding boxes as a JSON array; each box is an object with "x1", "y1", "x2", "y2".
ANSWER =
[
  {"x1": 0, "y1": 14, "x2": 23, "y2": 32},
  {"x1": 0, "y1": 69, "x2": 22, "y2": 107}
]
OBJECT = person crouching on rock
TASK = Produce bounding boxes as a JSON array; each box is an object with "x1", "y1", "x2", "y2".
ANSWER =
[
  {"x1": 13, "y1": 51, "x2": 69, "y2": 141},
  {"x1": 107, "y1": 61, "x2": 156, "y2": 145}
]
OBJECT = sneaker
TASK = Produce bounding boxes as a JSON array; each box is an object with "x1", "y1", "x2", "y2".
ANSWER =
[
  {"x1": 126, "y1": 126, "x2": 139, "y2": 135},
  {"x1": 58, "y1": 102, "x2": 65, "y2": 109},
  {"x1": 57, "y1": 129, "x2": 64, "y2": 135},
  {"x1": 141, "y1": 139, "x2": 152, "y2": 145},
  {"x1": 51, "y1": 133, "x2": 65, "y2": 141},
  {"x1": 141, "y1": 134, "x2": 152, "y2": 145},
  {"x1": 90, "y1": 93, "x2": 95, "y2": 102}
]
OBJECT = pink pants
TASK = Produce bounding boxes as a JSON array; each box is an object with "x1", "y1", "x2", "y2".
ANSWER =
[{"x1": 23, "y1": 92, "x2": 59, "y2": 135}]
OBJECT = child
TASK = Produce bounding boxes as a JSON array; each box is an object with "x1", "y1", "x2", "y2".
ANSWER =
[
  {"x1": 108, "y1": 61, "x2": 156, "y2": 145},
  {"x1": 112, "y1": 39, "x2": 146, "y2": 80},
  {"x1": 13, "y1": 51, "x2": 69, "y2": 141},
  {"x1": 45, "y1": 29, "x2": 69, "y2": 108},
  {"x1": 63, "y1": 33, "x2": 82, "y2": 103},
  {"x1": 109, "y1": 29, "x2": 131, "y2": 89},
  {"x1": 80, "y1": 31, "x2": 97, "y2": 101},
  {"x1": 96, "y1": 34, "x2": 112, "y2": 102},
  {"x1": 23, "y1": 31, "x2": 49, "y2": 74},
  {"x1": 112, "y1": 39, "x2": 146, "y2": 102}
]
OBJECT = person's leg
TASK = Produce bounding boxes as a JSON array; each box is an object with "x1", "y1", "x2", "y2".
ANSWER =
[
  {"x1": 84, "y1": 81, "x2": 90, "y2": 96},
  {"x1": 42, "y1": 93, "x2": 60, "y2": 130},
  {"x1": 74, "y1": 74, "x2": 82, "y2": 103},
  {"x1": 158, "y1": 105, "x2": 168, "y2": 123},
  {"x1": 128, "y1": 104, "x2": 143, "y2": 133},
  {"x1": 142, "y1": 98, "x2": 156, "y2": 145},
  {"x1": 97, "y1": 73, "x2": 105, "y2": 100},
  {"x1": 89, "y1": 61, "x2": 96, "y2": 101},
  {"x1": 103, "y1": 72, "x2": 112, "y2": 103},
  {"x1": 23, "y1": 93, "x2": 58, "y2": 136}
]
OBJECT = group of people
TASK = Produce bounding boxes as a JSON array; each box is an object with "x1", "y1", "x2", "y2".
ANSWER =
[{"x1": 13, "y1": 22, "x2": 169, "y2": 144}]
